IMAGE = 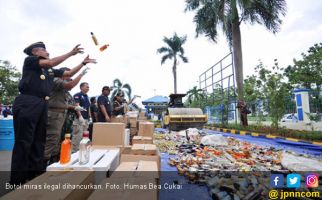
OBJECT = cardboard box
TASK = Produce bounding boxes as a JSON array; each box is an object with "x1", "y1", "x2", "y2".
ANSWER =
[
  {"x1": 137, "y1": 119, "x2": 148, "y2": 128},
  {"x1": 112, "y1": 161, "x2": 158, "y2": 178},
  {"x1": 1, "y1": 171, "x2": 94, "y2": 200},
  {"x1": 138, "y1": 112, "x2": 147, "y2": 120},
  {"x1": 131, "y1": 144, "x2": 157, "y2": 155},
  {"x1": 92, "y1": 123, "x2": 125, "y2": 146},
  {"x1": 120, "y1": 147, "x2": 161, "y2": 171},
  {"x1": 139, "y1": 111, "x2": 146, "y2": 118},
  {"x1": 87, "y1": 177, "x2": 158, "y2": 200},
  {"x1": 132, "y1": 136, "x2": 153, "y2": 144},
  {"x1": 111, "y1": 115, "x2": 128, "y2": 124},
  {"x1": 129, "y1": 118, "x2": 137, "y2": 128},
  {"x1": 138, "y1": 122, "x2": 155, "y2": 139},
  {"x1": 126, "y1": 111, "x2": 139, "y2": 118}
]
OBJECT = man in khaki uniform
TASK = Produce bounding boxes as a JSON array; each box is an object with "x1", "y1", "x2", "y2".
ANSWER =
[{"x1": 44, "y1": 56, "x2": 95, "y2": 165}]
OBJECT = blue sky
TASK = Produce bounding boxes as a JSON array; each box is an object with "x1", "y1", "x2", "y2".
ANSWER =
[{"x1": 0, "y1": 0, "x2": 321, "y2": 104}]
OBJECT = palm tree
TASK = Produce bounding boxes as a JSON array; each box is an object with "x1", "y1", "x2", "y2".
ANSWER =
[
  {"x1": 110, "y1": 78, "x2": 132, "y2": 101},
  {"x1": 185, "y1": 0, "x2": 287, "y2": 100},
  {"x1": 185, "y1": 0, "x2": 286, "y2": 126},
  {"x1": 157, "y1": 33, "x2": 189, "y2": 94},
  {"x1": 186, "y1": 86, "x2": 205, "y2": 106}
]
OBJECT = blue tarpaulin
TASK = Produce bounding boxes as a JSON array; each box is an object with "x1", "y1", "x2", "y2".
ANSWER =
[{"x1": 205, "y1": 130, "x2": 322, "y2": 156}]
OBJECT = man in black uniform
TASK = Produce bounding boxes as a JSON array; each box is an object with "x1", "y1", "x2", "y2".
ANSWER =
[
  {"x1": 72, "y1": 82, "x2": 91, "y2": 152},
  {"x1": 89, "y1": 97, "x2": 98, "y2": 139},
  {"x1": 10, "y1": 42, "x2": 95, "y2": 185},
  {"x1": 97, "y1": 86, "x2": 112, "y2": 122}
]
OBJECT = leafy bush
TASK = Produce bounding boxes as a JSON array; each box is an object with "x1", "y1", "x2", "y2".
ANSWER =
[{"x1": 209, "y1": 123, "x2": 322, "y2": 142}]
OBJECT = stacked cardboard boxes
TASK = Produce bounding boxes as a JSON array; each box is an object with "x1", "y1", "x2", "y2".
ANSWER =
[
  {"x1": 132, "y1": 136, "x2": 153, "y2": 144},
  {"x1": 131, "y1": 144, "x2": 157, "y2": 155},
  {"x1": 138, "y1": 121, "x2": 154, "y2": 140},
  {"x1": 138, "y1": 111, "x2": 147, "y2": 120},
  {"x1": 120, "y1": 147, "x2": 161, "y2": 171}
]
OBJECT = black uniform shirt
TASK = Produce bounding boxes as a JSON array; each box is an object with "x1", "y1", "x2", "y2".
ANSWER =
[
  {"x1": 97, "y1": 95, "x2": 112, "y2": 117},
  {"x1": 74, "y1": 92, "x2": 90, "y2": 119},
  {"x1": 90, "y1": 103, "x2": 98, "y2": 122},
  {"x1": 18, "y1": 56, "x2": 64, "y2": 98}
]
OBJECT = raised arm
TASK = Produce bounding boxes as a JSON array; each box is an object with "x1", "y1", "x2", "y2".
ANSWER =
[
  {"x1": 39, "y1": 44, "x2": 83, "y2": 68},
  {"x1": 63, "y1": 55, "x2": 96, "y2": 77}
]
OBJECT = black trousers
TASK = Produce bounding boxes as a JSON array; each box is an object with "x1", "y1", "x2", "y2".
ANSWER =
[{"x1": 10, "y1": 94, "x2": 48, "y2": 185}]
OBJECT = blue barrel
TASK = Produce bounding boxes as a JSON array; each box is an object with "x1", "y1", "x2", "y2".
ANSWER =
[{"x1": 0, "y1": 119, "x2": 15, "y2": 151}]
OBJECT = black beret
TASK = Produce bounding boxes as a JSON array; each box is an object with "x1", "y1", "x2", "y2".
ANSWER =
[{"x1": 23, "y1": 41, "x2": 46, "y2": 55}]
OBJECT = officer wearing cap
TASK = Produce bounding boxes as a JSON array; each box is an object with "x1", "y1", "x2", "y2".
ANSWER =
[
  {"x1": 10, "y1": 42, "x2": 96, "y2": 185},
  {"x1": 97, "y1": 86, "x2": 112, "y2": 122}
]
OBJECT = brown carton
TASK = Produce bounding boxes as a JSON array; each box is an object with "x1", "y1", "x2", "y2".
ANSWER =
[
  {"x1": 138, "y1": 122, "x2": 155, "y2": 139},
  {"x1": 112, "y1": 161, "x2": 159, "y2": 178},
  {"x1": 92, "y1": 123, "x2": 125, "y2": 146},
  {"x1": 139, "y1": 111, "x2": 146, "y2": 118},
  {"x1": 111, "y1": 115, "x2": 128, "y2": 124},
  {"x1": 131, "y1": 144, "x2": 157, "y2": 155},
  {"x1": 120, "y1": 147, "x2": 161, "y2": 171},
  {"x1": 129, "y1": 118, "x2": 137, "y2": 128},
  {"x1": 1, "y1": 171, "x2": 94, "y2": 200},
  {"x1": 132, "y1": 136, "x2": 153, "y2": 144},
  {"x1": 137, "y1": 119, "x2": 148, "y2": 128}
]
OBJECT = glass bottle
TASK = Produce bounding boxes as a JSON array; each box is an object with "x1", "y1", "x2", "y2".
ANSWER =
[
  {"x1": 79, "y1": 131, "x2": 91, "y2": 165},
  {"x1": 91, "y1": 32, "x2": 98, "y2": 46}
]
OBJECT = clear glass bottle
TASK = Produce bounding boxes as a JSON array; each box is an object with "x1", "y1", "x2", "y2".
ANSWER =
[
  {"x1": 79, "y1": 131, "x2": 91, "y2": 165},
  {"x1": 60, "y1": 133, "x2": 71, "y2": 164}
]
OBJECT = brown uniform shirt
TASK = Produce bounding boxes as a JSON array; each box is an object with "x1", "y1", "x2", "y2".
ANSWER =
[{"x1": 48, "y1": 78, "x2": 68, "y2": 109}]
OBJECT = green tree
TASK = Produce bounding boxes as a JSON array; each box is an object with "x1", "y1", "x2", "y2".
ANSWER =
[
  {"x1": 254, "y1": 60, "x2": 291, "y2": 128},
  {"x1": 284, "y1": 43, "x2": 322, "y2": 89},
  {"x1": 0, "y1": 60, "x2": 21, "y2": 104},
  {"x1": 284, "y1": 43, "x2": 322, "y2": 112},
  {"x1": 110, "y1": 78, "x2": 132, "y2": 101},
  {"x1": 185, "y1": 0, "x2": 287, "y2": 101},
  {"x1": 157, "y1": 33, "x2": 189, "y2": 94},
  {"x1": 186, "y1": 86, "x2": 205, "y2": 107},
  {"x1": 244, "y1": 74, "x2": 263, "y2": 116}
]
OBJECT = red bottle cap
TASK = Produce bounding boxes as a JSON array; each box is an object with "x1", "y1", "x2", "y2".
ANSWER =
[{"x1": 83, "y1": 131, "x2": 89, "y2": 137}]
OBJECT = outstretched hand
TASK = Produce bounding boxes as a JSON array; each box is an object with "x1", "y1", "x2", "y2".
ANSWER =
[
  {"x1": 70, "y1": 44, "x2": 84, "y2": 55},
  {"x1": 82, "y1": 55, "x2": 97, "y2": 65}
]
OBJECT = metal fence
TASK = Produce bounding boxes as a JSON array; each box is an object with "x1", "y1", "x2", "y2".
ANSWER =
[{"x1": 204, "y1": 92, "x2": 322, "y2": 124}]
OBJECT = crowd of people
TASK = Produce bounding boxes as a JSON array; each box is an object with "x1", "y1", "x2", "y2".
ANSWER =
[
  {"x1": 0, "y1": 105, "x2": 12, "y2": 118},
  {"x1": 9, "y1": 42, "x2": 133, "y2": 185}
]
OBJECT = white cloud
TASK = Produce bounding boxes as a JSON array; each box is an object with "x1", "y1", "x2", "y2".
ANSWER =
[{"x1": 0, "y1": 0, "x2": 321, "y2": 103}]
